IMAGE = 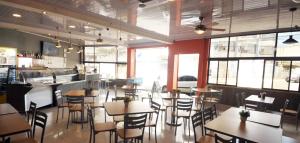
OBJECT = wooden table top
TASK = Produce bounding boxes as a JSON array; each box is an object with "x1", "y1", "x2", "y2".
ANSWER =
[
  {"x1": 160, "y1": 93, "x2": 191, "y2": 100},
  {"x1": 222, "y1": 107, "x2": 281, "y2": 127},
  {"x1": 0, "y1": 113, "x2": 31, "y2": 137},
  {"x1": 0, "y1": 103, "x2": 18, "y2": 116},
  {"x1": 64, "y1": 89, "x2": 99, "y2": 97},
  {"x1": 205, "y1": 115, "x2": 282, "y2": 143},
  {"x1": 104, "y1": 101, "x2": 154, "y2": 116},
  {"x1": 191, "y1": 88, "x2": 221, "y2": 93},
  {"x1": 245, "y1": 95, "x2": 275, "y2": 104}
]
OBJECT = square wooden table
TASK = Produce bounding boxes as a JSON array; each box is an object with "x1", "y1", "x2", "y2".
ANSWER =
[
  {"x1": 0, "y1": 103, "x2": 18, "y2": 116},
  {"x1": 205, "y1": 113, "x2": 282, "y2": 143},
  {"x1": 191, "y1": 88, "x2": 221, "y2": 93},
  {"x1": 0, "y1": 113, "x2": 31, "y2": 137},
  {"x1": 245, "y1": 95, "x2": 275, "y2": 104},
  {"x1": 104, "y1": 101, "x2": 154, "y2": 116},
  {"x1": 221, "y1": 107, "x2": 281, "y2": 127}
]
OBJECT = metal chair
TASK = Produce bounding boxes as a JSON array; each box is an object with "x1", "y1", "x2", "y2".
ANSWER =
[
  {"x1": 173, "y1": 99, "x2": 193, "y2": 136},
  {"x1": 55, "y1": 90, "x2": 68, "y2": 123},
  {"x1": 214, "y1": 134, "x2": 235, "y2": 143},
  {"x1": 90, "y1": 90, "x2": 110, "y2": 121},
  {"x1": 87, "y1": 108, "x2": 115, "y2": 143},
  {"x1": 66, "y1": 96, "x2": 85, "y2": 129},
  {"x1": 192, "y1": 111, "x2": 204, "y2": 143},
  {"x1": 280, "y1": 99, "x2": 300, "y2": 130},
  {"x1": 145, "y1": 101, "x2": 160, "y2": 143},
  {"x1": 12, "y1": 111, "x2": 48, "y2": 143},
  {"x1": 116, "y1": 113, "x2": 148, "y2": 142},
  {"x1": 27, "y1": 101, "x2": 37, "y2": 127}
]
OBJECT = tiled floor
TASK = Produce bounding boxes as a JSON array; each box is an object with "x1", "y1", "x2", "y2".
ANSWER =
[{"x1": 7, "y1": 89, "x2": 300, "y2": 143}]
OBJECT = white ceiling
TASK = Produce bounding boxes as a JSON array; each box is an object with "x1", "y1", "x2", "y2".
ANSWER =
[{"x1": 0, "y1": 0, "x2": 299, "y2": 47}]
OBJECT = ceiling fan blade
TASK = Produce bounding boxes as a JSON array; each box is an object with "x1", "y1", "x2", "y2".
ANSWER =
[{"x1": 206, "y1": 27, "x2": 226, "y2": 31}]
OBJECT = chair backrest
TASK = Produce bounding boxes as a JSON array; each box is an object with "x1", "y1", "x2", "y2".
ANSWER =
[
  {"x1": 211, "y1": 104, "x2": 218, "y2": 118},
  {"x1": 150, "y1": 101, "x2": 161, "y2": 124},
  {"x1": 27, "y1": 101, "x2": 37, "y2": 127},
  {"x1": 87, "y1": 108, "x2": 95, "y2": 132},
  {"x1": 124, "y1": 113, "x2": 147, "y2": 138},
  {"x1": 215, "y1": 134, "x2": 234, "y2": 143},
  {"x1": 281, "y1": 99, "x2": 290, "y2": 113},
  {"x1": 176, "y1": 100, "x2": 193, "y2": 111},
  {"x1": 203, "y1": 107, "x2": 213, "y2": 124},
  {"x1": 67, "y1": 96, "x2": 84, "y2": 108},
  {"x1": 32, "y1": 110, "x2": 48, "y2": 143},
  {"x1": 192, "y1": 111, "x2": 204, "y2": 143},
  {"x1": 240, "y1": 92, "x2": 247, "y2": 106},
  {"x1": 55, "y1": 90, "x2": 64, "y2": 104}
]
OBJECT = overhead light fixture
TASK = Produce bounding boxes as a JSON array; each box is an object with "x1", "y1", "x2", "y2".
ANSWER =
[
  {"x1": 66, "y1": 48, "x2": 71, "y2": 54},
  {"x1": 292, "y1": 0, "x2": 300, "y2": 3},
  {"x1": 12, "y1": 13, "x2": 22, "y2": 18},
  {"x1": 68, "y1": 25, "x2": 76, "y2": 29},
  {"x1": 84, "y1": 25, "x2": 90, "y2": 29},
  {"x1": 139, "y1": 3, "x2": 146, "y2": 8},
  {"x1": 56, "y1": 40, "x2": 62, "y2": 48},
  {"x1": 194, "y1": 27, "x2": 205, "y2": 34},
  {"x1": 77, "y1": 47, "x2": 83, "y2": 53},
  {"x1": 42, "y1": 11, "x2": 47, "y2": 15},
  {"x1": 283, "y1": 7, "x2": 298, "y2": 44},
  {"x1": 96, "y1": 33, "x2": 103, "y2": 43}
]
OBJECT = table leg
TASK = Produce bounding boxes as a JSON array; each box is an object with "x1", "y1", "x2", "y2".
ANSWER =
[{"x1": 166, "y1": 98, "x2": 181, "y2": 126}]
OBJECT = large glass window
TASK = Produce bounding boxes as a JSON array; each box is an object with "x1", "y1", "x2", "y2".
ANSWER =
[
  {"x1": 229, "y1": 34, "x2": 275, "y2": 57},
  {"x1": 277, "y1": 32, "x2": 300, "y2": 57},
  {"x1": 210, "y1": 38, "x2": 229, "y2": 58},
  {"x1": 208, "y1": 61, "x2": 218, "y2": 84},
  {"x1": 237, "y1": 60, "x2": 264, "y2": 88},
  {"x1": 273, "y1": 61, "x2": 290, "y2": 90},
  {"x1": 227, "y1": 61, "x2": 238, "y2": 85},
  {"x1": 289, "y1": 61, "x2": 300, "y2": 91},
  {"x1": 218, "y1": 61, "x2": 227, "y2": 84},
  {"x1": 95, "y1": 47, "x2": 117, "y2": 62},
  {"x1": 263, "y1": 61, "x2": 274, "y2": 89},
  {"x1": 99, "y1": 63, "x2": 115, "y2": 79}
]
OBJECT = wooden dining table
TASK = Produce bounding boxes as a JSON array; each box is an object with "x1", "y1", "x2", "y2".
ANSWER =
[
  {"x1": 205, "y1": 107, "x2": 283, "y2": 143},
  {"x1": 0, "y1": 107, "x2": 31, "y2": 138},
  {"x1": 0, "y1": 103, "x2": 18, "y2": 116},
  {"x1": 221, "y1": 107, "x2": 281, "y2": 127},
  {"x1": 245, "y1": 95, "x2": 275, "y2": 111},
  {"x1": 103, "y1": 101, "x2": 154, "y2": 116}
]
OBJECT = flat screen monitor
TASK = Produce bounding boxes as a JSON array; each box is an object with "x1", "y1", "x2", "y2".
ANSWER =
[{"x1": 40, "y1": 41, "x2": 58, "y2": 56}]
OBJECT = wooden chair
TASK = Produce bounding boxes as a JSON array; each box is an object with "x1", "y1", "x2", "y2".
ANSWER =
[
  {"x1": 116, "y1": 113, "x2": 147, "y2": 142},
  {"x1": 145, "y1": 101, "x2": 160, "y2": 143},
  {"x1": 203, "y1": 107, "x2": 213, "y2": 124},
  {"x1": 241, "y1": 92, "x2": 258, "y2": 110},
  {"x1": 280, "y1": 99, "x2": 300, "y2": 130},
  {"x1": 173, "y1": 100, "x2": 193, "y2": 136},
  {"x1": 12, "y1": 111, "x2": 48, "y2": 143},
  {"x1": 90, "y1": 90, "x2": 110, "y2": 122},
  {"x1": 27, "y1": 102, "x2": 37, "y2": 127},
  {"x1": 87, "y1": 108, "x2": 115, "y2": 143},
  {"x1": 66, "y1": 96, "x2": 84, "y2": 129},
  {"x1": 55, "y1": 90, "x2": 68, "y2": 123}
]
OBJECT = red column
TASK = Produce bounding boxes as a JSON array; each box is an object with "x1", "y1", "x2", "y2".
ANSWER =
[{"x1": 127, "y1": 48, "x2": 136, "y2": 78}]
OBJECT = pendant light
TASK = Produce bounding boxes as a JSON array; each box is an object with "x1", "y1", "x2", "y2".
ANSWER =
[
  {"x1": 55, "y1": 26, "x2": 62, "y2": 48},
  {"x1": 283, "y1": 7, "x2": 298, "y2": 44},
  {"x1": 68, "y1": 32, "x2": 74, "y2": 50}
]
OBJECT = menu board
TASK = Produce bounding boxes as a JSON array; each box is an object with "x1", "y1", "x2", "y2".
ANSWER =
[{"x1": 0, "y1": 47, "x2": 17, "y2": 65}]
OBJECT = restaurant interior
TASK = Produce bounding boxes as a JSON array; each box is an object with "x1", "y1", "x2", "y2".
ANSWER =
[{"x1": 0, "y1": 0, "x2": 300, "y2": 143}]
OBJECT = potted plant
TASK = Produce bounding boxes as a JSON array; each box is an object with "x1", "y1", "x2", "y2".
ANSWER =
[{"x1": 239, "y1": 110, "x2": 250, "y2": 123}]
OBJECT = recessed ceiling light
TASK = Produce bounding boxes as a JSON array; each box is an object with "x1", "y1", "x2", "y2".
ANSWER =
[
  {"x1": 12, "y1": 13, "x2": 22, "y2": 18},
  {"x1": 84, "y1": 25, "x2": 90, "y2": 29},
  {"x1": 48, "y1": 33, "x2": 51, "y2": 36},
  {"x1": 42, "y1": 11, "x2": 47, "y2": 15},
  {"x1": 68, "y1": 25, "x2": 76, "y2": 28}
]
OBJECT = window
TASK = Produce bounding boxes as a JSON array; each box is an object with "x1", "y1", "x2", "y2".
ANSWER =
[
  {"x1": 263, "y1": 61, "x2": 274, "y2": 88},
  {"x1": 289, "y1": 61, "x2": 300, "y2": 91},
  {"x1": 237, "y1": 60, "x2": 264, "y2": 88},
  {"x1": 208, "y1": 61, "x2": 218, "y2": 84},
  {"x1": 218, "y1": 61, "x2": 227, "y2": 84},
  {"x1": 226, "y1": 61, "x2": 238, "y2": 85},
  {"x1": 84, "y1": 46, "x2": 127, "y2": 79},
  {"x1": 209, "y1": 32, "x2": 300, "y2": 91},
  {"x1": 229, "y1": 34, "x2": 275, "y2": 57},
  {"x1": 210, "y1": 38, "x2": 229, "y2": 58},
  {"x1": 277, "y1": 32, "x2": 300, "y2": 57},
  {"x1": 273, "y1": 61, "x2": 290, "y2": 90}
]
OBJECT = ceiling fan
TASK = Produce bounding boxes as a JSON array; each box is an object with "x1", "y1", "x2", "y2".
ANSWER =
[{"x1": 194, "y1": 16, "x2": 226, "y2": 34}]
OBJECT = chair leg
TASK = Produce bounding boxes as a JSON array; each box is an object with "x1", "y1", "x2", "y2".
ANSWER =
[
  {"x1": 89, "y1": 128, "x2": 92, "y2": 143},
  {"x1": 188, "y1": 118, "x2": 191, "y2": 137},
  {"x1": 93, "y1": 133, "x2": 95, "y2": 143},
  {"x1": 56, "y1": 107, "x2": 59, "y2": 123},
  {"x1": 62, "y1": 107, "x2": 65, "y2": 119},
  {"x1": 104, "y1": 111, "x2": 107, "y2": 122},
  {"x1": 148, "y1": 127, "x2": 150, "y2": 140},
  {"x1": 67, "y1": 112, "x2": 71, "y2": 129},
  {"x1": 175, "y1": 117, "x2": 178, "y2": 135},
  {"x1": 155, "y1": 127, "x2": 157, "y2": 143},
  {"x1": 296, "y1": 114, "x2": 299, "y2": 131}
]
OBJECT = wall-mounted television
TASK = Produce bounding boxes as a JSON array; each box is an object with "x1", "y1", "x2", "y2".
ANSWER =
[{"x1": 40, "y1": 41, "x2": 59, "y2": 56}]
